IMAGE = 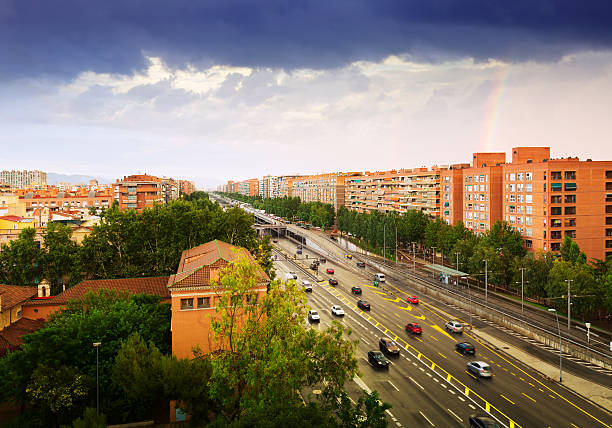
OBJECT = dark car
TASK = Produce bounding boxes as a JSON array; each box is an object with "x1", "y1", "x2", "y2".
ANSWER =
[
  {"x1": 469, "y1": 415, "x2": 501, "y2": 428},
  {"x1": 379, "y1": 338, "x2": 400, "y2": 356},
  {"x1": 405, "y1": 322, "x2": 422, "y2": 334},
  {"x1": 351, "y1": 286, "x2": 362, "y2": 295},
  {"x1": 296, "y1": 249, "x2": 302, "y2": 254},
  {"x1": 367, "y1": 351, "x2": 389, "y2": 369},
  {"x1": 356, "y1": 261, "x2": 365, "y2": 268},
  {"x1": 456, "y1": 342, "x2": 476, "y2": 355},
  {"x1": 272, "y1": 239, "x2": 278, "y2": 243},
  {"x1": 297, "y1": 244, "x2": 303, "y2": 249},
  {"x1": 310, "y1": 263, "x2": 318, "y2": 271},
  {"x1": 319, "y1": 258, "x2": 326, "y2": 263},
  {"x1": 357, "y1": 300, "x2": 371, "y2": 311},
  {"x1": 328, "y1": 279, "x2": 338, "y2": 286}
]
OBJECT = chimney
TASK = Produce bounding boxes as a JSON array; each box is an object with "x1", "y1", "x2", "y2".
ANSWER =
[{"x1": 38, "y1": 279, "x2": 51, "y2": 298}]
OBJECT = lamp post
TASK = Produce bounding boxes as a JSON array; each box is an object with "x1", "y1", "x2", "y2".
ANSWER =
[
  {"x1": 462, "y1": 276, "x2": 472, "y2": 330},
  {"x1": 455, "y1": 252, "x2": 460, "y2": 272},
  {"x1": 93, "y1": 342, "x2": 101, "y2": 415},
  {"x1": 565, "y1": 279, "x2": 573, "y2": 330},
  {"x1": 484, "y1": 259, "x2": 488, "y2": 301},
  {"x1": 548, "y1": 309, "x2": 562, "y2": 382},
  {"x1": 431, "y1": 246, "x2": 436, "y2": 279},
  {"x1": 411, "y1": 242, "x2": 417, "y2": 271},
  {"x1": 519, "y1": 267, "x2": 527, "y2": 312}
]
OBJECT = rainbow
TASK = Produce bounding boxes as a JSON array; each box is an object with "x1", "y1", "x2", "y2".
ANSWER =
[{"x1": 481, "y1": 62, "x2": 512, "y2": 152}]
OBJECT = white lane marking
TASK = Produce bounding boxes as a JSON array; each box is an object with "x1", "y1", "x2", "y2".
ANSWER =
[
  {"x1": 412, "y1": 362, "x2": 418, "y2": 366},
  {"x1": 426, "y1": 372, "x2": 432, "y2": 377},
  {"x1": 449, "y1": 389, "x2": 456, "y2": 395},
  {"x1": 409, "y1": 376, "x2": 424, "y2": 390},
  {"x1": 360, "y1": 337, "x2": 370, "y2": 345},
  {"x1": 447, "y1": 408, "x2": 462, "y2": 422},
  {"x1": 433, "y1": 377, "x2": 439, "y2": 382},
  {"x1": 469, "y1": 404, "x2": 476, "y2": 410},
  {"x1": 353, "y1": 375, "x2": 372, "y2": 394},
  {"x1": 387, "y1": 380, "x2": 399, "y2": 391},
  {"x1": 458, "y1": 396, "x2": 465, "y2": 402},
  {"x1": 441, "y1": 383, "x2": 447, "y2": 388},
  {"x1": 419, "y1": 367, "x2": 425, "y2": 372},
  {"x1": 419, "y1": 411, "x2": 435, "y2": 426}
]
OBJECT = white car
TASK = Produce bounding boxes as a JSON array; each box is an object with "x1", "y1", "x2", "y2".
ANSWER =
[
  {"x1": 445, "y1": 320, "x2": 464, "y2": 333},
  {"x1": 301, "y1": 280, "x2": 313, "y2": 293},
  {"x1": 467, "y1": 361, "x2": 492, "y2": 378},
  {"x1": 331, "y1": 305, "x2": 345, "y2": 316},
  {"x1": 308, "y1": 310, "x2": 320, "y2": 323}
]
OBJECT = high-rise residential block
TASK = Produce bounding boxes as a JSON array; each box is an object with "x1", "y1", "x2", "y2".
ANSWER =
[
  {"x1": 178, "y1": 180, "x2": 195, "y2": 195},
  {"x1": 0, "y1": 170, "x2": 47, "y2": 188},
  {"x1": 114, "y1": 174, "x2": 164, "y2": 212},
  {"x1": 440, "y1": 164, "x2": 470, "y2": 225},
  {"x1": 289, "y1": 172, "x2": 360, "y2": 210}
]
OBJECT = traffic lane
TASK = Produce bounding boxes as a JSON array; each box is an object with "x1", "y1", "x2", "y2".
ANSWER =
[{"x1": 304, "y1": 284, "x2": 469, "y2": 427}]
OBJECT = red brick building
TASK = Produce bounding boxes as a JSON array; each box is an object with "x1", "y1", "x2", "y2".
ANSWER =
[{"x1": 114, "y1": 174, "x2": 164, "y2": 212}]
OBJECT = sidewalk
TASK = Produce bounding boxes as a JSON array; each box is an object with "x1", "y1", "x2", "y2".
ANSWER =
[{"x1": 473, "y1": 328, "x2": 612, "y2": 411}]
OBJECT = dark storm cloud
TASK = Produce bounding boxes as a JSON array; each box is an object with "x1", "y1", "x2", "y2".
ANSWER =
[{"x1": 1, "y1": 0, "x2": 611, "y2": 80}]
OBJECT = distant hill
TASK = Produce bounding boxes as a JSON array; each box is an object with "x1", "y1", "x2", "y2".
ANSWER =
[{"x1": 47, "y1": 173, "x2": 114, "y2": 185}]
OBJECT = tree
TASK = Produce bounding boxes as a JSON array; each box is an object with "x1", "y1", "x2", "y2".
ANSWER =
[
  {"x1": 42, "y1": 223, "x2": 82, "y2": 294},
  {"x1": 207, "y1": 257, "x2": 360, "y2": 423},
  {"x1": 0, "y1": 227, "x2": 42, "y2": 286},
  {"x1": 547, "y1": 260, "x2": 599, "y2": 319},
  {"x1": 560, "y1": 236, "x2": 587, "y2": 264}
]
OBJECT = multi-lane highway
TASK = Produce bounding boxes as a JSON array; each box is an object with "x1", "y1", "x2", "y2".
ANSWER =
[{"x1": 272, "y1": 235, "x2": 612, "y2": 428}]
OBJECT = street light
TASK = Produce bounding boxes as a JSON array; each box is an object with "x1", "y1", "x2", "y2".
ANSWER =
[
  {"x1": 93, "y1": 342, "x2": 101, "y2": 415},
  {"x1": 411, "y1": 242, "x2": 417, "y2": 271},
  {"x1": 431, "y1": 246, "x2": 436, "y2": 279},
  {"x1": 518, "y1": 267, "x2": 527, "y2": 312},
  {"x1": 483, "y1": 259, "x2": 489, "y2": 301},
  {"x1": 565, "y1": 279, "x2": 573, "y2": 331},
  {"x1": 547, "y1": 309, "x2": 562, "y2": 382}
]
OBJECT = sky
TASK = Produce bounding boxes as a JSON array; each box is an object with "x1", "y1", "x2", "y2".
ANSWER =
[{"x1": 1, "y1": 1, "x2": 612, "y2": 189}]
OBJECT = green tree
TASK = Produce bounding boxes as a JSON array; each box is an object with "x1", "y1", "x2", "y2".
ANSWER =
[
  {"x1": 72, "y1": 407, "x2": 107, "y2": 428},
  {"x1": 547, "y1": 260, "x2": 599, "y2": 319},
  {"x1": 42, "y1": 223, "x2": 82, "y2": 294},
  {"x1": 0, "y1": 227, "x2": 42, "y2": 286},
  {"x1": 560, "y1": 236, "x2": 587, "y2": 264}
]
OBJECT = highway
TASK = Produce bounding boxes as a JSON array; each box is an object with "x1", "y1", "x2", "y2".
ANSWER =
[{"x1": 272, "y1": 235, "x2": 612, "y2": 428}]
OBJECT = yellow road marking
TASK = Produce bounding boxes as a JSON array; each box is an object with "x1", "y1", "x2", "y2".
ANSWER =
[
  {"x1": 528, "y1": 382, "x2": 535, "y2": 388},
  {"x1": 466, "y1": 370, "x2": 477, "y2": 379},
  {"x1": 430, "y1": 323, "x2": 455, "y2": 341},
  {"x1": 538, "y1": 388, "x2": 544, "y2": 393},
  {"x1": 519, "y1": 377, "x2": 525, "y2": 381},
  {"x1": 398, "y1": 305, "x2": 413, "y2": 311},
  {"x1": 415, "y1": 336, "x2": 423, "y2": 342},
  {"x1": 500, "y1": 395, "x2": 515, "y2": 405},
  {"x1": 522, "y1": 393, "x2": 536, "y2": 403},
  {"x1": 549, "y1": 394, "x2": 556, "y2": 399},
  {"x1": 413, "y1": 314, "x2": 426, "y2": 320},
  {"x1": 429, "y1": 335, "x2": 439, "y2": 341},
  {"x1": 454, "y1": 350, "x2": 464, "y2": 357},
  {"x1": 383, "y1": 296, "x2": 401, "y2": 303},
  {"x1": 438, "y1": 352, "x2": 447, "y2": 359},
  {"x1": 511, "y1": 372, "x2": 516, "y2": 376},
  {"x1": 571, "y1": 424, "x2": 579, "y2": 428}
]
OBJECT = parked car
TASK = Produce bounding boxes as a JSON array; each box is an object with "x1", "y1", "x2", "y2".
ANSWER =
[
  {"x1": 296, "y1": 249, "x2": 302, "y2": 254},
  {"x1": 351, "y1": 286, "x2": 362, "y2": 295},
  {"x1": 469, "y1": 415, "x2": 501, "y2": 428},
  {"x1": 445, "y1": 320, "x2": 464, "y2": 333},
  {"x1": 456, "y1": 342, "x2": 476, "y2": 355},
  {"x1": 326, "y1": 268, "x2": 334, "y2": 274},
  {"x1": 405, "y1": 322, "x2": 422, "y2": 334},
  {"x1": 467, "y1": 361, "x2": 492, "y2": 378},
  {"x1": 407, "y1": 295, "x2": 419, "y2": 304},
  {"x1": 328, "y1": 279, "x2": 338, "y2": 286},
  {"x1": 331, "y1": 305, "x2": 345, "y2": 316},
  {"x1": 356, "y1": 261, "x2": 365, "y2": 268},
  {"x1": 308, "y1": 310, "x2": 320, "y2": 323},
  {"x1": 367, "y1": 351, "x2": 390, "y2": 369},
  {"x1": 357, "y1": 300, "x2": 371, "y2": 311},
  {"x1": 379, "y1": 338, "x2": 400, "y2": 356}
]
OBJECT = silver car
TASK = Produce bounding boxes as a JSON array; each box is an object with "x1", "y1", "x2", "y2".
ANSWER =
[
  {"x1": 467, "y1": 361, "x2": 492, "y2": 378},
  {"x1": 445, "y1": 320, "x2": 464, "y2": 333}
]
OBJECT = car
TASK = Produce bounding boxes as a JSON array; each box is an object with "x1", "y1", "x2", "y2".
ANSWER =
[
  {"x1": 374, "y1": 273, "x2": 385, "y2": 282},
  {"x1": 467, "y1": 361, "x2": 492, "y2": 378},
  {"x1": 310, "y1": 262, "x2": 318, "y2": 271},
  {"x1": 351, "y1": 286, "x2": 362, "y2": 295},
  {"x1": 356, "y1": 261, "x2": 365, "y2": 268},
  {"x1": 407, "y1": 296, "x2": 419, "y2": 304},
  {"x1": 456, "y1": 342, "x2": 476, "y2": 355},
  {"x1": 445, "y1": 320, "x2": 464, "y2": 333},
  {"x1": 469, "y1": 415, "x2": 501, "y2": 428},
  {"x1": 328, "y1": 279, "x2": 338, "y2": 286},
  {"x1": 345, "y1": 254, "x2": 353, "y2": 259},
  {"x1": 297, "y1": 244, "x2": 303, "y2": 250},
  {"x1": 326, "y1": 268, "x2": 334, "y2": 274},
  {"x1": 308, "y1": 310, "x2": 320, "y2": 323},
  {"x1": 301, "y1": 280, "x2": 313, "y2": 293},
  {"x1": 367, "y1": 351, "x2": 390, "y2": 369},
  {"x1": 272, "y1": 239, "x2": 278, "y2": 243},
  {"x1": 405, "y1": 322, "x2": 422, "y2": 334},
  {"x1": 357, "y1": 300, "x2": 371, "y2": 311},
  {"x1": 297, "y1": 249, "x2": 302, "y2": 254},
  {"x1": 331, "y1": 305, "x2": 345, "y2": 316},
  {"x1": 319, "y1": 258, "x2": 327, "y2": 263},
  {"x1": 379, "y1": 338, "x2": 400, "y2": 356},
  {"x1": 313, "y1": 259, "x2": 320, "y2": 266}
]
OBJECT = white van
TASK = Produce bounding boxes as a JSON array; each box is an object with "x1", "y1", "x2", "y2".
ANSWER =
[
  {"x1": 374, "y1": 273, "x2": 385, "y2": 282},
  {"x1": 284, "y1": 272, "x2": 298, "y2": 283}
]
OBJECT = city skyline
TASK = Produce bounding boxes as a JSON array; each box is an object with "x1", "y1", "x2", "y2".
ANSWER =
[{"x1": 1, "y1": 2, "x2": 612, "y2": 188}]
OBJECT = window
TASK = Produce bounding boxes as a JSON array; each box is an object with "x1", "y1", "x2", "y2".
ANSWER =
[
  {"x1": 564, "y1": 171, "x2": 576, "y2": 180},
  {"x1": 551, "y1": 171, "x2": 562, "y2": 180},
  {"x1": 607, "y1": 206, "x2": 612, "y2": 214},
  {"x1": 607, "y1": 240, "x2": 612, "y2": 249},
  {"x1": 517, "y1": 195, "x2": 524, "y2": 203},
  {"x1": 480, "y1": 175, "x2": 485, "y2": 182},
  {"x1": 480, "y1": 213, "x2": 486, "y2": 220},
  {"x1": 565, "y1": 218, "x2": 576, "y2": 227},
  {"x1": 467, "y1": 185, "x2": 472, "y2": 192},
  {"x1": 181, "y1": 298, "x2": 194, "y2": 310},
  {"x1": 480, "y1": 204, "x2": 485, "y2": 210},
  {"x1": 516, "y1": 206, "x2": 523, "y2": 214},
  {"x1": 526, "y1": 217, "x2": 533, "y2": 225},
  {"x1": 525, "y1": 239, "x2": 533, "y2": 247},
  {"x1": 551, "y1": 207, "x2": 562, "y2": 215},
  {"x1": 480, "y1": 184, "x2": 485, "y2": 192},
  {"x1": 474, "y1": 175, "x2": 479, "y2": 183},
  {"x1": 551, "y1": 195, "x2": 562, "y2": 204},
  {"x1": 551, "y1": 182, "x2": 563, "y2": 191},
  {"x1": 551, "y1": 231, "x2": 562, "y2": 239},
  {"x1": 525, "y1": 183, "x2": 532, "y2": 192},
  {"x1": 246, "y1": 293, "x2": 258, "y2": 305},
  {"x1": 564, "y1": 183, "x2": 577, "y2": 191},
  {"x1": 509, "y1": 194, "x2": 516, "y2": 202},
  {"x1": 517, "y1": 217, "x2": 523, "y2": 224},
  {"x1": 565, "y1": 230, "x2": 576, "y2": 238},
  {"x1": 606, "y1": 229, "x2": 612, "y2": 237},
  {"x1": 551, "y1": 243, "x2": 561, "y2": 251},
  {"x1": 480, "y1": 223, "x2": 485, "y2": 230},
  {"x1": 197, "y1": 297, "x2": 211, "y2": 308},
  {"x1": 565, "y1": 206, "x2": 576, "y2": 215},
  {"x1": 509, "y1": 216, "x2": 516, "y2": 223},
  {"x1": 551, "y1": 219, "x2": 562, "y2": 227},
  {"x1": 565, "y1": 195, "x2": 576, "y2": 203},
  {"x1": 509, "y1": 184, "x2": 515, "y2": 192},
  {"x1": 516, "y1": 183, "x2": 523, "y2": 192},
  {"x1": 480, "y1": 194, "x2": 485, "y2": 201},
  {"x1": 607, "y1": 217, "x2": 612, "y2": 225},
  {"x1": 526, "y1": 172, "x2": 533, "y2": 180},
  {"x1": 525, "y1": 195, "x2": 533, "y2": 204},
  {"x1": 607, "y1": 171, "x2": 612, "y2": 179},
  {"x1": 607, "y1": 194, "x2": 612, "y2": 203},
  {"x1": 526, "y1": 206, "x2": 533, "y2": 214},
  {"x1": 509, "y1": 173, "x2": 516, "y2": 181}
]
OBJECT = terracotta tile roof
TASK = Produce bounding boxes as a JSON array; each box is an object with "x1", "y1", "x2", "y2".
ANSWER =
[
  {"x1": 23, "y1": 276, "x2": 171, "y2": 307},
  {"x1": 0, "y1": 285, "x2": 38, "y2": 311},
  {"x1": 0, "y1": 215, "x2": 26, "y2": 222},
  {"x1": 0, "y1": 318, "x2": 45, "y2": 355},
  {"x1": 168, "y1": 240, "x2": 269, "y2": 289}
]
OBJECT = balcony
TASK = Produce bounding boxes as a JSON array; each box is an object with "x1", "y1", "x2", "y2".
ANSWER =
[
  {"x1": 564, "y1": 171, "x2": 576, "y2": 180},
  {"x1": 551, "y1": 171, "x2": 562, "y2": 180}
]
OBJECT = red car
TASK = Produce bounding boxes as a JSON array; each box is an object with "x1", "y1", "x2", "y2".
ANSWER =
[
  {"x1": 407, "y1": 296, "x2": 419, "y2": 304},
  {"x1": 405, "y1": 323, "x2": 422, "y2": 334},
  {"x1": 326, "y1": 268, "x2": 334, "y2": 274}
]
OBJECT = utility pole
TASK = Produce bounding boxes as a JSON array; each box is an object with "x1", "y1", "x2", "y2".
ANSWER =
[
  {"x1": 566, "y1": 279, "x2": 573, "y2": 330},
  {"x1": 431, "y1": 246, "x2": 436, "y2": 279},
  {"x1": 484, "y1": 259, "x2": 488, "y2": 301},
  {"x1": 395, "y1": 219, "x2": 398, "y2": 266},
  {"x1": 519, "y1": 267, "x2": 527, "y2": 312},
  {"x1": 383, "y1": 223, "x2": 386, "y2": 260},
  {"x1": 411, "y1": 242, "x2": 416, "y2": 271},
  {"x1": 455, "y1": 252, "x2": 460, "y2": 271}
]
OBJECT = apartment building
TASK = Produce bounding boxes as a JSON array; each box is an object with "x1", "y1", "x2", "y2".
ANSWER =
[
  {"x1": 178, "y1": 179, "x2": 195, "y2": 196},
  {"x1": 399, "y1": 168, "x2": 442, "y2": 217},
  {"x1": 440, "y1": 164, "x2": 470, "y2": 225},
  {"x1": 114, "y1": 174, "x2": 164, "y2": 212},
  {"x1": 289, "y1": 172, "x2": 360, "y2": 210},
  {"x1": 345, "y1": 170, "x2": 407, "y2": 213},
  {"x1": 0, "y1": 170, "x2": 47, "y2": 188},
  {"x1": 161, "y1": 178, "x2": 179, "y2": 204}
]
